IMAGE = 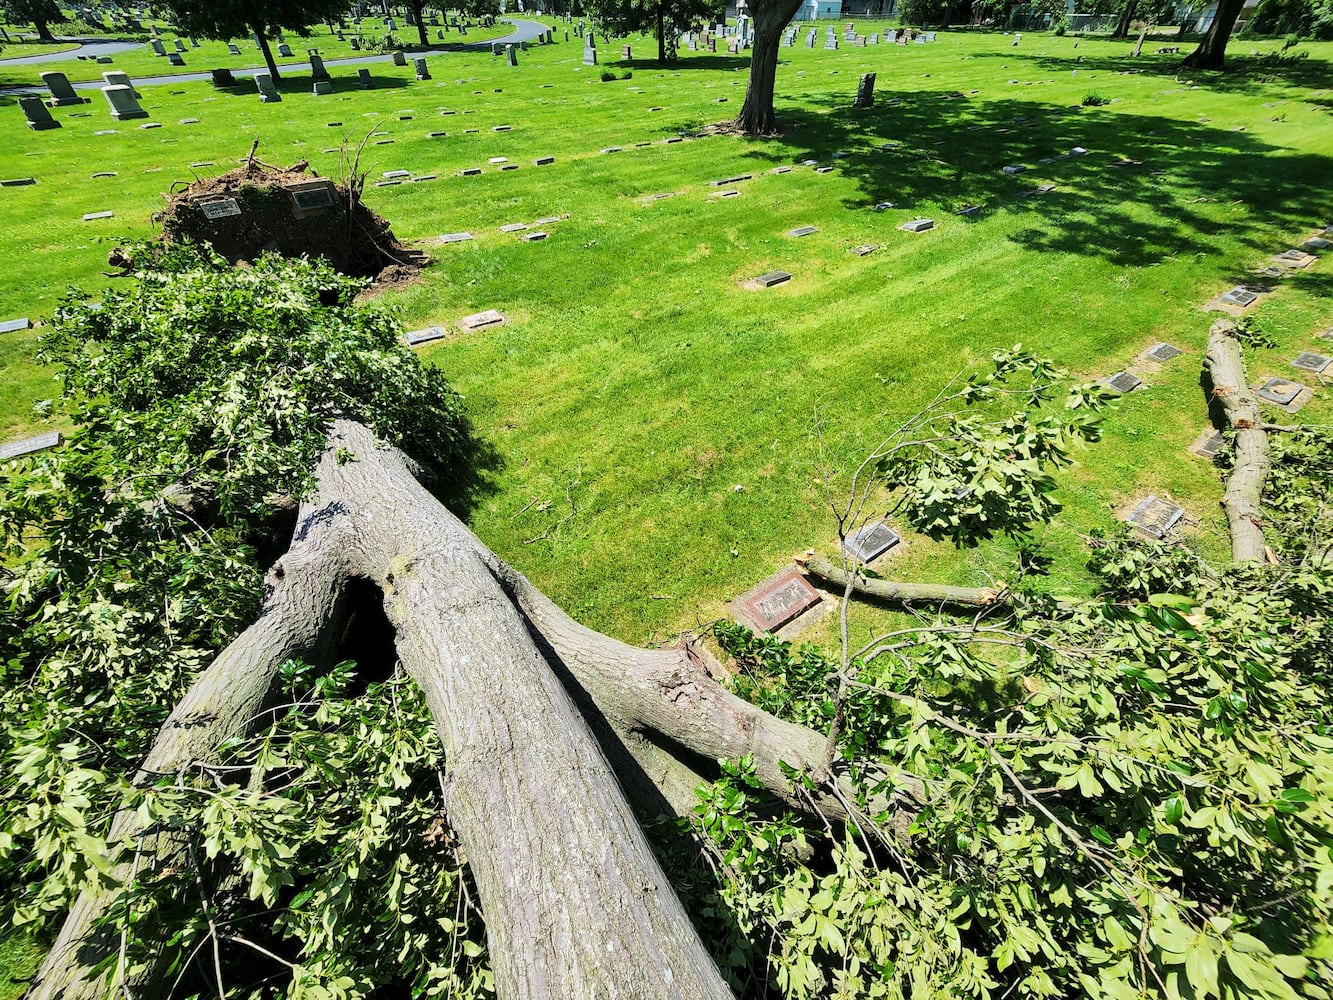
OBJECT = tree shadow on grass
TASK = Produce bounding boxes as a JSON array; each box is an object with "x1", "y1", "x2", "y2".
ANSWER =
[{"x1": 730, "y1": 89, "x2": 1332, "y2": 268}]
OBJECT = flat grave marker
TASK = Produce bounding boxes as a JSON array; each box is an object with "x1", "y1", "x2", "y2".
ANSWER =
[
  {"x1": 1256, "y1": 377, "x2": 1306, "y2": 406},
  {"x1": 438, "y1": 232, "x2": 474, "y2": 243},
  {"x1": 1192, "y1": 430, "x2": 1226, "y2": 460},
  {"x1": 1303, "y1": 236, "x2": 1331, "y2": 251},
  {"x1": 1219, "y1": 287, "x2": 1259, "y2": 308},
  {"x1": 521, "y1": 231, "x2": 548, "y2": 241},
  {"x1": 850, "y1": 244, "x2": 877, "y2": 256},
  {"x1": 844, "y1": 522, "x2": 901, "y2": 563},
  {"x1": 82, "y1": 211, "x2": 114, "y2": 221},
  {"x1": 1292, "y1": 352, "x2": 1331, "y2": 373},
  {"x1": 499, "y1": 223, "x2": 527, "y2": 233},
  {"x1": 1145, "y1": 342, "x2": 1182, "y2": 363},
  {"x1": 0, "y1": 431, "x2": 61, "y2": 462},
  {"x1": 899, "y1": 218, "x2": 935, "y2": 233},
  {"x1": 754, "y1": 271, "x2": 792, "y2": 288},
  {"x1": 788, "y1": 226, "x2": 818, "y2": 237},
  {"x1": 459, "y1": 309, "x2": 505, "y2": 330},
  {"x1": 738, "y1": 568, "x2": 822, "y2": 633},
  {"x1": 0, "y1": 317, "x2": 31, "y2": 334},
  {"x1": 1104, "y1": 371, "x2": 1143, "y2": 393},
  {"x1": 199, "y1": 198, "x2": 241, "y2": 219},
  {"x1": 405, "y1": 326, "x2": 447, "y2": 346},
  {"x1": 1126, "y1": 495, "x2": 1185, "y2": 539},
  {"x1": 1272, "y1": 249, "x2": 1316, "y2": 268}
]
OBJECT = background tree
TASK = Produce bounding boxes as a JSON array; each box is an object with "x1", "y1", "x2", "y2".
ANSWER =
[
  {"x1": 582, "y1": 0, "x2": 713, "y2": 60},
  {"x1": 161, "y1": 0, "x2": 351, "y2": 82},
  {"x1": 1181, "y1": 0, "x2": 1246, "y2": 67},
  {"x1": 0, "y1": 0, "x2": 66, "y2": 42},
  {"x1": 734, "y1": 0, "x2": 804, "y2": 135}
]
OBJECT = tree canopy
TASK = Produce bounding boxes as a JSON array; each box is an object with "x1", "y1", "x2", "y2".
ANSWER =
[
  {"x1": 582, "y1": 0, "x2": 715, "y2": 60},
  {"x1": 0, "y1": 0, "x2": 66, "y2": 42},
  {"x1": 161, "y1": 0, "x2": 353, "y2": 80},
  {"x1": 3, "y1": 247, "x2": 1332, "y2": 1000}
]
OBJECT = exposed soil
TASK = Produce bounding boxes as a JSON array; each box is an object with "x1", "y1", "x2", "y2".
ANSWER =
[{"x1": 153, "y1": 157, "x2": 425, "y2": 285}]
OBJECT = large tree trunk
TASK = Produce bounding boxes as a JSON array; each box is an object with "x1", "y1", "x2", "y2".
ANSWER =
[
  {"x1": 33, "y1": 18, "x2": 55, "y2": 42},
  {"x1": 412, "y1": 0, "x2": 429, "y2": 46},
  {"x1": 735, "y1": 0, "x2": 803, "y2": 135},
  {"x1": 1203, "y1": 319, "x2": 1272, "y2": 564},
  {"x1": 657, "y1": 5, "x2": 666, "y2": 61},
  {"x1": 1180, "y1": 0, "x2": 1245, "y2": 69},
  {"x1": 1112, "y1": 0, "x2": 1138, "y2": 39},
  {"x1": 250, "y1": 17, "x2": 282, "y2": 82},
  {"x1": 33, "y1": 419, "x2": 912, "y2": 1000},
  {"x1": 27, "y1": 520, "x2": 357, "y2": 1000}
]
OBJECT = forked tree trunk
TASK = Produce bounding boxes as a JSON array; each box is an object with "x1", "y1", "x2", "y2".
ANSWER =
[
  {"x1": 1181, "y1": 0, "x2": 1245, "y2": 68},
  {"x1": 735, "y1": 0, "x2": 803, "y2": 135},
  {"x1": 1203, "y1": 319, "x2": 1272, "y2": 564},
  {"x1": 33, "y1": 419, "x2": 915, "y2": 1000}
]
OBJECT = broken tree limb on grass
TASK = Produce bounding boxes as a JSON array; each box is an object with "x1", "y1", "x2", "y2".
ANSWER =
[
  {"x1": 1204, "y1": 318, "x2": 1273, "y2": 564},
  {"x1": 800, "y1": 554, "x2": 1011, "y2": 607}
]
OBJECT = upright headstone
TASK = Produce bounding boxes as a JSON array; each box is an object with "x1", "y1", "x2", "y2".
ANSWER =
[
  {"x1": 19, "y1": 96, "x2": 61, "y2": 131},
  {"x1": 583, "y1": 34, "x2": 597, "y2": 65},
  {"x1": 391, "y1": 50, "x2": 407, "y2": 66},
  {"x1": 103, "y1": 71, "x2": 141, "y2": 97},
  {"x1": 167, "y1": 52, "x2": 185, "y2": 65},
  {"x1": 174, "y1": 38, "x2": 186, "y2": 51},
  {"x1": 413, "y1": 56, "x2": 430, "y2": 79},
  {"x1": 358, "y1": 67, "x2": 373, "y2": 88},
  {"x1": 622, "y1": 44, "x2": 632, "y2": 58},
  {"x1": 41, "y1": 71, "x2": 84, "y2": 106},
  {"x1": 506, "y1": 44, "x2": 518, "y2": 66},
  {"x1": 885, "y1": 29, "x2": 897, "y2": 42},
  {"x1": 310, "y1": 53, "x2": 330, "y2": 82},
  {"x1": 254, "y1": 73, "x2": 282, "y2": 103},
  {"x1": 190, "y1": 36, "x2": 200, "y2": 47},
  {"x1": 312, "y1": 79, "x2": 333, "y2": 95},
  {"x1": 150, "y1": 39, "x2": 166, "y2": 56},
  {"x1": 853, "y1": 72, "x2": 875, "y2": 108},
  {"x1": 349, "y1": 36, "x2": 361, "y2": 50},
  {"x1": 805, "y1": 29, "x2": 816, "y2": 47},
  {"x1": 228, "y1": 42, "x2": 242, "y2": 54},
  {"x1": 101, "y1": 84, "x2": 148, "y2": 120},
  {"x1": 211, "y1": 67, "x2": 237, "y2": 87},
  {"x1": 278, "y1": 42, "x2": 294, "y2": 56}
]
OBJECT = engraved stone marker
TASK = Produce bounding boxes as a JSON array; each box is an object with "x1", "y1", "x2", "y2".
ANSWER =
[
  {"x1": 199, "y1": 198, "x2": 241, "y2": 219},
  {"x1": 0, "y1": 431, "x2": 62, "y2": 462},
  {"x1": 254, "y1": 73, "x2": 281, "y2": 103},
  {"x1": 1126, "y1": 496, "x2": 1184, "y2": 539},
  {"x1": 1220, "y1": 287, "x2": 1258, "y2": 307},
  {"x1": 844, "y1": 522, "x2": 901, "y2": 563},
  {"x1": 0, "y1": 317, "x2": 31, "y2": 334},
  {"x1": 19, "y1": 97, "x2": 61, "y2": 130},
  {"x1": 899, "y1": 218, "x2": 935, "y2": 233},
  {"x1": 755, "y1": 271, "x2": 792, "y2": 287},
  {"x1": 1256, "y1": 377, "x2": 1305, "y2": 406},
  {"x1": 1196, "y1": 431, "x2": 1225, "y2": 459},
  {"x1": 1146, "y1": 342, "x2": 1182, "y2": 362},
  {"x1": 1303, "y1": 236, "x2": 1331, "y2": 251},
  {"x1": 41, "y1": 71, "x2": 84, "y2": 106},
  {"x1": 460, "y1": 309, "x2": 505, "y2": 330},
  {"x1": 83, "y1": 211, "x2": 114, "y2": 221},
  {"x1": 1105, "y1": 371, "x2": 1143, "y2": 393},
  {"x1": 1273, "y1": 249, "x2": 1316, "y2": 268},
  {"x1": 405, "y1": 326, "x2": 446, "y2": 345},
  {"x1": 788, "y1": 226, "x2": 818, "y2": 237},
  {"x1": 1292, "y1": 352, "x2": 1331, "y2": 373},
  {"x1": 741, "y1": 569, "x2": 821, "y2": 633},
  {"x1": 438, "y1": 232, "x2": 475, "y2": 244},
  {"x1": 851, "y1": 245, "x2": 877, "y2": 256},
  {"x1": 288, "y1": 184, "x2": 335, "y2": 211}
]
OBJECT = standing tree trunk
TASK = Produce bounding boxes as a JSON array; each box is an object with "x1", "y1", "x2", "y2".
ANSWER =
[
  {"x1": 251, "y1": 19, "x2": 281, "y2": 81},
  {"x1": 657, "y1": 5, "x2": 666, "y2": 61},
  {"x1": 1112, "y1": 0, "x2": 1138, "y2": 39},
  {"x1": 33, "y1": 17, "x2": 54, "y2": 41},
  {"x1": 1181, "y1": 0, "x2": 1245, "y2": 68},
  {"x1": 411, "y1": 0, "x2": 429, "y2": 46},
  {"x1": 734, "y1": 0, "x2": 802, "y2": 135}
]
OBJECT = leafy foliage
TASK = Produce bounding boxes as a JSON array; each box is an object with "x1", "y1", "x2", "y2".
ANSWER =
[{"x1": 0, "y1": 246, "x2": 476, "y2": 996}]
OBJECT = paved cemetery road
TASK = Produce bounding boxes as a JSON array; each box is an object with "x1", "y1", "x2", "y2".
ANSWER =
[
  {"x1": 0, "y1": 19, "x2": 551, "y2": 94},
  {"x1": 0, "y1": 37, "x2": 142, "y2": 65}
]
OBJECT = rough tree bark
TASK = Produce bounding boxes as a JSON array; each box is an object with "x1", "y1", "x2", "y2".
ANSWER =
[
  {"x1": 28, "y1": 518, "x2": 357, "y2": 1000},
  {"x1": 33, "y1": 420, "x2": 915, "y2": 1000},
  {"x1": 1180, "y1": 0, "x2": 1245, "y2": 69},
  {"x1": 734, "y1": 0, "x2": 803, "y2": 135},
  {"x1": 1112, "y1": 0, "x2": 1138, "y2": 39},
  {"x1": 410, "y1": 0, "x2": 429, "y2": 46},
  {"x1": 1203, "y1": 319, "x2": 1273, "y2": 564}
]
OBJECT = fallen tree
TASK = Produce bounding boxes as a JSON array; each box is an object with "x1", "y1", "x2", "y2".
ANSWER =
[{"x1": 4, "y1": 249, "x2": 1332, "y2": 1000}]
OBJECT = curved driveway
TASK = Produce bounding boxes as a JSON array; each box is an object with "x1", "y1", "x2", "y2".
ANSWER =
[{"x1": 1, "y1": 19, "x2": 552, "y2": 93}]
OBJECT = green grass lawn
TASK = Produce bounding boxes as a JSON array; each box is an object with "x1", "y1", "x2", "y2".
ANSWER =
[{"x1": 1, "y1": 25, "x2": 1330, "y2": 657}]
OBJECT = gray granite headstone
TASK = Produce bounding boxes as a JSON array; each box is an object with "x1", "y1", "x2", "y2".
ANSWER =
[
  {"x1": 312, "y1": 80, "x2": 333, "y2": 96},
  {"x1": 755, "y1": 271, "x2": 791, "y2": 287},
  {"x1": 1126, "y1": 496, "x2": 1184, "y2": 539},
  {"x1": 788, "y1": 226, "x2": 818, "y2": 237},
  {"x1": 1256, "y1": 377, "x2": 1305, "y2": 406},
  {"x1": 359, "y1": 68, "x2": 373, "y2": 88},
  {"x1": 254, "y1": 74, "x2": 281, "y2": 103},
  {"x1": 899, "y1": 218, "x2": 935, "y2": 233},
  {"x1": 19, "y1": 97, "x2": 61, "y2": 131},
  {"x1": 0, "y1": 317, "x2": 31, "y2": 334},
  {"x1": 1292, "y1": 352, "x2": 1331, "y2": 373},
  {"x1": 1146, "y1": 343, "x2": 1182, "y2": 362},
  {"x1": 1196, "y1": 431, "x2": 1225, "y2": 459},
  {"x1": 392, "y1": 50, "x2": 408, "y2": 66},
  {"x1": 41, "y1": 71, "x2": 84, "y2": 106},
  {"x1": 438, "y1": 232, "x2": 475, "y2": 244},
  {"x1": 850, "y1": 244, "x2": 877, "y2": 256},
  {"x1": 1273, "y1": 249, "x2": 1316, "y2": 268},
  {"x1": 844, "y1": 522, "x2": 901, "y2": 563},
  {"x1": 102, "y1": 84, "x2": 149, "y2": 120},
  {"x1": 278, "y1": 42, "x2": 294, "y2": 57},
  {"x1": 853, "y1": 72, "x2": 875, "y2": 109},
  {"x1": 1105, "y1": 371, "x2": 1143, "y2": 393},
  {"x1": 310, "y1": 54, "x2": 330, "y2": 83},
  {"x1": 1303, "y1": 236, "x2": 1331, "y2": 251},
  {"x1": 534, "y1": 156, "x2": 555, "y2": 166},
  {"x1": 507, "y1": 45, "x2": 518, "y2": 66},
  {"x1": 228, "y1": 42, "x2": 242, "y2": 55},
  {"x1": 0, "y1": 431, "x2": 62, "y2": 461},
  {"x1": 150, "y1": 39, "x2": 166, "y2": 56},
  {"x1": 499, "y1": 223, "x2": 527, "y2": 233}
]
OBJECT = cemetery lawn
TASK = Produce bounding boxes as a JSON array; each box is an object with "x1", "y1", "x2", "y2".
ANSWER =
[{"x1": 0, "y1": 26, "x2": 1330, "y2": 654}]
